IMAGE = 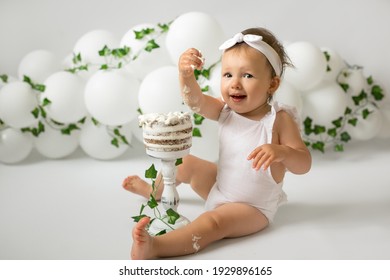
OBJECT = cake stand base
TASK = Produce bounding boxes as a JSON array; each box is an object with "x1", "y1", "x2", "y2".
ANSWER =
[{"x1": 148, "y1": 215, "x2": 191, "y2": 236}]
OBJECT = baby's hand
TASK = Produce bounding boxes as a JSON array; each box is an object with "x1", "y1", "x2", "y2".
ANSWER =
[
  {"x1": 178, "y1": 48, "x2": 205, "y2": 78},
  {"x1": 247, "y1": 144, "x2": 285, "y2": 171}
]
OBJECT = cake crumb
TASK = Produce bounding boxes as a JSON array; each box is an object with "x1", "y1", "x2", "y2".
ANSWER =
[{"x1": 192, "y1": 234, "x2": 202, "y2": 253}]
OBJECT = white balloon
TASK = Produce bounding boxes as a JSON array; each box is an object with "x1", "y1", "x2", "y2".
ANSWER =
[
  {"x1": 0, "y1": 81, "x2": 38, "y2": 128},
  {"x1": 337, "y1": 66, "x2": 369, "y2": 96},
  {"x1": 18, "y1": 50, "x2": 60, "y2": 83},
  {"x1": 284, "y1": 42, "x2": 327, "y2": 91},
  {"x1": 0, "y1": 128, "x2": 33, "y2": 164},
  {"x1": 34, "y1": 124, "x2": 80, "y2": 159},
  {"x1": 302, "y1": 81, "x2": 348, "y2": 127},
  {"x1": 321, "y1": 47, "x2": 347, "y2": 82},
  {"x1": 347, "y1": 104, "x2": 383, "y2": 141},
  {"x1": 73, "y1": 29, "x2": 119, "y2": 65},
  {"x1": 121, "y1": 23, "x2": 173, "y2": 80},
  {"x1": 165, "y1": 12, "x2": 225, "y2": 68},
  {"x1": 138, "y1": 66, "x2": 187, "y2": 114},
  {"x1": 42, "y1": 71, "x2": 87, "y2": 123},
  {"x1": 274, "y1": 81, "x2": 303, "y2": 116},
  {"x1": 79, "y1": 118, "x2": 132, "y2": 160},
  {"x1": 84, "y1": 69, "x2": 140, "y2": 126},
  {"x1": 191, "y1": 118, "x2": 219, "y2": 163}
]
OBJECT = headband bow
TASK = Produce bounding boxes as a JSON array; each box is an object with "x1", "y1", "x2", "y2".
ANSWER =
[{"x1": 219, "y1": 32, "x2": 282, "y2": 76}]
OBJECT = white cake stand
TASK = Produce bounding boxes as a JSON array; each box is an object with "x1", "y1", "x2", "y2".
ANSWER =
[{"x1": 145, "y1": 149, "x2": 191, "y2": 235}]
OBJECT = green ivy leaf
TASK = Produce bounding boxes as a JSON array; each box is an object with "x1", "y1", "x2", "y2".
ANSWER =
[
  {"x1": 39, "y1": 106, "x2": 47, "y2": 118},
  {"x1": 61, "y1": 124, "x2": 80, "y2": 135},
  {"x1": 31, "y1": 107, "x2": 40, "y2": 119},
  {"x1": 348, "y1": 118, "x2": 358, "y2": 126},
  {"x1": 192, "y1": 127, "x2": 202, "y2": 137},
  {"x1": 334, "y1": 144, "x2": 344, "y2": 152},
  {"x1": 313, "y1": 125, "x2": 326, "y2": 135},
  {"x1": 145, "y1": 164, "x2": 158, "y2": 179},
  {"x1": 158, "y1": 23, "x2": 170, "y2": 33},
  {"x1": 154, "y1": 229, "x2": 167, "y2": 236},
  {"x1": 201, "y1": 85, "x2": 209, "y2": 92},
  {"x1": 111, "y1": 138, "x2": 119, "y2": 148},
  {"x1": 303, "y1": 117, "x2": 313, "y2": 135},
  {"x1": 312, "y1": 141, "x2": 325, "y2": 153},
  {"x1": 144, "y1": 39, "x2": 159, "y2": 52},
  {"x1": 131, "y1": 214, "x2": 148, "y2": 223},
  {"x1": 147, "y1": 194, "x2": 158, "y2": 209},
  {"x1": 340, "y1": 131, "x2": 351, "y2": 142},
  {"x1": 175, "y1": 158, "x2": 183, "y2": 166},
  {"x1": 352, "y1": 90, "x2": 368, "y2": 106},
  {"x1": 366, "y1": 76, "x2": 373, "y2": 85},
  {"x1": 0, "y1": 74, "x2": 8, "y2": 83},
  {"x1": 338, "y1": 83, "x2": 349, "y2": 93},
  {"x1": 362, "y1": 108, "x2": 371, "y2": 119},
  {"x1": 91, "y1": 118, "x2": 99, "y2": 126},
  {"x1": 371, "y1": 85, "x2": 384, "y2": 101},
  {"x1": 166, "y1": 208, "x2": 180, "y2": 225},
  {"x1": 33, "y1": 84, "x2": 45, "y2": 92},
  {"x1": 331, "y1": 117, "x2": 343, "y2": 128},
  {"x1": 344, "y1": 107, "x2": 352, "y2": 115},
  {"x1": 98, "y1": 45, "x2": 111, "y2": 57},
  {"x1": 134, "y1": 28, "x2": 155, "y2": 40},
  {"x1": 327, "y1": 128, "x2": 337, "y2": 138},
  {"x1": 193, "y1": 113, "x2": 205, "y2": 125},
  {"x1": 112, "y1": 46, "x2": 130, "y2": 58},
  {"x1": 42, "y1": 98, "x2": 51, "y2": 107},
  {"x1": 72, "y1": 53, "x2": 82, "y2": 64}
]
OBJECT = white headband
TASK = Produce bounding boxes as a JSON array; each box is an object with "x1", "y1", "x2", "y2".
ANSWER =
[{"x1": 219, "y1": 32, "x2": 282, "y2": 76}]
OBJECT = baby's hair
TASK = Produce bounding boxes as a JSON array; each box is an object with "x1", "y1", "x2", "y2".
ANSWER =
[{"x1": 241, "y1": 27, "x2": 292, "y2": 77}]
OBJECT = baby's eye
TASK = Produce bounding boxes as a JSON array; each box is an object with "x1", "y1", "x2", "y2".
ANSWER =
[
  {"x1": 243, "y1": 73, "x2": 253, "y2": 78},
  {"x1": 223, "y1": 73, "x2": 232, "y2": 78}
]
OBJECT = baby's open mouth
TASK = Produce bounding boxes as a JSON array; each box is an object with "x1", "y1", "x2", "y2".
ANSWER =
[{"x1": 230, "y1": 95, "x2": 246, "y2": 101}]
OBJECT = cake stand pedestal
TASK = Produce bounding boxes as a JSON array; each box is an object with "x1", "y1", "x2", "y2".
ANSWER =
[{"x1": 146, "y1": 149, "x2": 191, "y2": 235}]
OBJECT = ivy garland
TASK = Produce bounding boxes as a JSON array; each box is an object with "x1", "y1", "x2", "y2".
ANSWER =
[
  {"x1": 0, "y1": 21, "x2": 386, "y2": 154},
  {"x1": 302, "y1": 60, "x2": 385, "y2": 152},
  {"x1": 0, "y1": 23, "x2": 171, "y2": 148}
]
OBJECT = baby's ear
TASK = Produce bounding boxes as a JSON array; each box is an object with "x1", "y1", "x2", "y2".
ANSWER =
[{"x1": 269, "y1": 76, "x2": 281, "y2": 93}]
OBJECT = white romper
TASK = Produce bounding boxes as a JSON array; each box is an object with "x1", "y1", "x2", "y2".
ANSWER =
[{"x1": 205, "y1": 101, "x2": 299, "y2": 223}]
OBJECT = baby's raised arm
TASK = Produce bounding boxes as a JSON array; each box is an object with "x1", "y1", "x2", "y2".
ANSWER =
[{"x1": 178, "y1": 48, "x2": 224, "y2": 121}]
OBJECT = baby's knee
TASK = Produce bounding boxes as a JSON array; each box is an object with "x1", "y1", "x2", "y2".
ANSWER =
[{"x1": 198, "y1": 211, "x2": 228, "y2": 239}]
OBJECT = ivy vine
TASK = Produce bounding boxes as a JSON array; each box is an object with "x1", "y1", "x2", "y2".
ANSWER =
[
  {"x1": 303, "y1": 61, "x2": 385, "y2": 152},
  {"x1": 0, "y1": 22, "x2": 172, "y2": 148},
  {"x1": 131, "y1": 161, "x2": 182, "y2": 236}
]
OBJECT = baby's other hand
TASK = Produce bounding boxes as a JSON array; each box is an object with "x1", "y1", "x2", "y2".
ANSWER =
[
  {"x1": 178, "y1": 48, "x2": 205, "y2": 78},
  {"x1": 247, "y1": 144, "x2": 285, "y2": 171}
]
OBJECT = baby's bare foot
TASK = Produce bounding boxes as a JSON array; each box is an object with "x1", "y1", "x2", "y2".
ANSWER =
[
  {"x1": 131, "y1": 217, "x2": 155, "y2": 260},
  {"x1": 122, "y1": 175, "x2": 163, "y2": 200}
]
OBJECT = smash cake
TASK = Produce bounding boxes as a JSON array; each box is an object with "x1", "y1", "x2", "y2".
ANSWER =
[{"x1": 138, "y1": 112, "x2": 193, "y2": 158}]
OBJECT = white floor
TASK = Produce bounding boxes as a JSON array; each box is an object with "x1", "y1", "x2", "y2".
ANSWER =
[{"x1": 0, "y1": 138, "x2": 389, "y2": 260}]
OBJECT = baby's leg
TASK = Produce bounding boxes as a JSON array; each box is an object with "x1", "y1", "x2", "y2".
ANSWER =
[
  {"x1": 131, "y1": 202, "x2": 268, "y2": 259},
  {"x1": 123, "y1": 154, "x2": 216, "y2": 200},
  {"x1": 177, "y1": 155, "x2": 217, "y2": 200}
]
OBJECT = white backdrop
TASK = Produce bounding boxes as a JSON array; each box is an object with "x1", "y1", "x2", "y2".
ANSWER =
[{"x1": 0, "y1": 0, "x2": 389, "y2": 97}]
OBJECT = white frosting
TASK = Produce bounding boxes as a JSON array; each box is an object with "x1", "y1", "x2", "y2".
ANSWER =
[
  {"x1": 139, "y1": 111, "x2": 191, "y2": 127},
  {"x1": 139, "y1": 112, "x2": 193, "y2": 153}
]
